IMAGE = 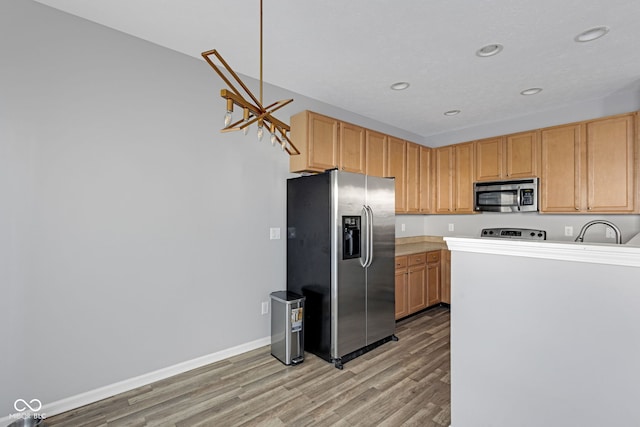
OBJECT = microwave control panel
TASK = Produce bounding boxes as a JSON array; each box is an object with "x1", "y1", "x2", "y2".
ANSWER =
[{"x1": 520, "y1": 188, "x2": 535, "y2": 206}]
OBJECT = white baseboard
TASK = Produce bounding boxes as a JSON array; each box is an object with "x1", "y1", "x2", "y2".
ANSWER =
[{"x1": 1, "y1": 336, "x2": 270, "y2": 427}]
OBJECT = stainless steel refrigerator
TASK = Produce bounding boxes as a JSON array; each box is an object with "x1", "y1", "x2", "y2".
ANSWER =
[{"x1": 287, "y1": 170, "x2": 397, "y2": 369}]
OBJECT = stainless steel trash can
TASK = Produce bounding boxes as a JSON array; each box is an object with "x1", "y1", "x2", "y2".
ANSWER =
[{"x1": 270, "y1": 291, "x2": 305, "y2": 365}]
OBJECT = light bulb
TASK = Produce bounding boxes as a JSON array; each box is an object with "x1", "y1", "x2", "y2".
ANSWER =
[
  {"x1": 281, "y1": 140, "x2": 286, "y2": 151},
  {"x1": 224, "y1": 99, "x2": 234, "y2": 127},
  {"x1": 270, "y1": 133, "x2": 277, "y2": 146},
  {"x1": 242, "y1": 108, "x2": 250, "y2": 135},
  {"x1": 257, "y1": 125, "x2": 264, "y2": 142}
]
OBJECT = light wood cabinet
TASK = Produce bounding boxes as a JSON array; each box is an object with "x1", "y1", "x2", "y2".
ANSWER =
[
  {"x1": 387, "y1": 137, "x2": 407, "y2": 212},
  {"x1": 339, "y1": 122, "x2": 365, "y2": 174},
  {"x1": 435, "y1": 142, "x2": 475, "y2": 213},
  {"x1": 365, "y1": 130, "x2": 387, "y2": 177},
  {"x1": 540, "y1": 123, "x2": 583, "y2": 212},
  {"x1": 406, "y1": 142, "x2": 420, "y2": 213},
  {"x1": 540, "y1": 113, "x2": 636, "y2": 213},
  {"x1": 586, "y1": 115, "x2": 635, "y2": 212},
  {"x1": 289, "y1": 111, "x2": 366, "y2": 174},
  {"x1": 290, "y1": 111, "x2": 339, "y2": 173},
  {"x1": 407, "y1": 253, "x2": 427, "y2": 313},
  {"x1": 394, "y1": 256, "x2": 409, "y2": 319},
  {"x1": 395, "y1": 251, "x2": 442, "y2": 320},
  {"x1": 475, "y1": 131, "x2": 538, "y2": 181},
  {"x1": 440, "y1": 249, "x2": 451, "y2": 304},
  {"x1": 426, "y1": 251, "x2": 441, "y2": 307},
  {"x1": 419, "y1": 146, "x2": 433, "y2": 213}
]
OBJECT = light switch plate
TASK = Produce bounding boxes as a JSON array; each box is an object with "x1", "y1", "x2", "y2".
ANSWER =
[
  {"x1": 565, "y1": 226, "x2": 573, "y2": 236},
  {"x1": 270, "y1": 227, "x2": 281, "y2": 240}
]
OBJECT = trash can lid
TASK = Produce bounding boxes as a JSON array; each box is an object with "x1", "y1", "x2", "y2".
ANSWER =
[{"x1": 270, "y1": 290, "x2": 305, "y2": 303}]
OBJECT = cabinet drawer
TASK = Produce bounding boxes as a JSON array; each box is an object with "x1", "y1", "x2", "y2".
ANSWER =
[
  {"x1": 427, "y1": 251, "x2": 441, "y2": 263},
  {"x1": 395, "y1": 256, "x2": 408, "y2": 269},
  {"x1": 408, "y1": 253, "x2": 427, "y2": 266}
]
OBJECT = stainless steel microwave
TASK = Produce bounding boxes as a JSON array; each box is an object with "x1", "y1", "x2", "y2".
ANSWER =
[{"x1": 473, "y1": 178, "x2": 539, "y2": 212}]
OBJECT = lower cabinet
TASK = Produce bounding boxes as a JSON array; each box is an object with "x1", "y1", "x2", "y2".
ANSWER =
[
  {"x1": 395, "y1": 250, "x2": 442, "y2": 320},
  {"x1": 440, "y1": 249, "x2": 451, "y2": 304}
]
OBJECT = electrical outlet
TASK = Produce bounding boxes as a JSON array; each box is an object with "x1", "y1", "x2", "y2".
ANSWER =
[
  {"x1": 565, "y1": 226, "x2": 573, "y2": 236},
  {"x1": 448, "y1": 223, "x2": 455, "y2": 232},
  {"x1": 269, "y1": 227, "x2": 280, "y2": 240},
  {"x1": 401, "y1": 223, "x2": 405, "y2": 232},
  {"x1": 261, "y1": 301, "x2": 269, "y2": 315}
]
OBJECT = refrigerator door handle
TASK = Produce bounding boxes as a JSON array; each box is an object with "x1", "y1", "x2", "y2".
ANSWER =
[
  {"x1": 365, "y1": 205, "x2": 374, "y2": 268},
  {"x1": 360, "y1": 205, "x2": 370, "y2": 268}
]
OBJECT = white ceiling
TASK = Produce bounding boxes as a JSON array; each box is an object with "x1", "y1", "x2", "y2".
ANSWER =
[{"x1": 34, "y1": 0, "x2": 640, "y2": 140}]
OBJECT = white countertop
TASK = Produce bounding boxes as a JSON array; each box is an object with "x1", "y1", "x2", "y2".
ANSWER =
[{"x1": 444, "y1": 236, "x2": 640, "y2": 267}]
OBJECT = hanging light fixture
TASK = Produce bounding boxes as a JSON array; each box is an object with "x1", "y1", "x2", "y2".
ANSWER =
[{"x1": 201, "y1": 0, "x2": 299, "y2": 155}]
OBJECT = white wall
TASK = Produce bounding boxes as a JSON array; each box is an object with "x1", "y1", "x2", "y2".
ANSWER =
[
  {"x1": 0, "y1": 0, "x2": 422, "y2": 419},
  {"x1": 449, "y1": 247, "x2": 640, "y2": 426}
]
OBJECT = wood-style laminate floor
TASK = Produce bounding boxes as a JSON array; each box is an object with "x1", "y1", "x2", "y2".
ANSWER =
[{"x1": 46, "y1": 306, "x2": 450, "y2": 427}]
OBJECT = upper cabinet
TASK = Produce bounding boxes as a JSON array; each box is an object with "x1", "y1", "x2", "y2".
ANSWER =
[
  {"x1": 387, "y1": 137, "x2": 407, "y2": 212},
  {"x1": 290, "y1": 111, "x2": 339, "y2": 173},
  {"x1": 540, "y1": 112, "x2": 636, "y2": 213},
  {"x1": 435, "y1": 142, "x2": 475, "y2": 214},
  {"x1": 365, "y1": 130, "x2": 388, "y2": 177},
  {"x1": 419, "y1": 146, "x2": 433, "y2": 213},
  {"x1": 339, "y1": 122, "x2": 366, "y2": 174},
  {"x1": 291, "y1": 109, "x2": 637, "y2": 216},
  {"x1": 290, "y1": 111, "x2": 365, "y2": 174},
  {"x1": 475, "y1": 131, "x2": 538, "y2": 181}
]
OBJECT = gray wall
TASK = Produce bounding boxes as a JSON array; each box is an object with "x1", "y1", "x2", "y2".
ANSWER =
[
  {"x1": 450, "y1": 249, "x2": 640, "y2": 426},
  {"x1": 0, "y1": 0, "x2": 421, "y2": 418}
]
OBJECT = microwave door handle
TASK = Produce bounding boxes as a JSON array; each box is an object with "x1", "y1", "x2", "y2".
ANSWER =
[{"x1": 517, "y1": 189, "x2": 522, "y2": 211}]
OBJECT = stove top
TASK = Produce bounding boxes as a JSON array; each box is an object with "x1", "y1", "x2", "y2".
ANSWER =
[{"x1": 480, "y1": 227, "x2": 547, "y2": 240}]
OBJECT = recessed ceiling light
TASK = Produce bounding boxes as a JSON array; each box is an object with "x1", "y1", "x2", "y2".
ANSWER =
[
  {"x1": 476, "y1": 44, "x2": 503, "y2": 57},
  {"x1": 444, "y1": 110, "x2": 461, "y2": 116},
  {"x1": 574, "y1": 26, "x2": 610, "y2": 43},
  {"x1": 520, "y1": 88, "x2": 543, "y2": 96},
  {"x1": 390, "y1": 82, "x2": 410, "y2": 91}
]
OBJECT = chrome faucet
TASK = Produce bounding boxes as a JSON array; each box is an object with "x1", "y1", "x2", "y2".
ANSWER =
[{"x1": 575, "y1": 220, "x2": 622, "y2": 244}]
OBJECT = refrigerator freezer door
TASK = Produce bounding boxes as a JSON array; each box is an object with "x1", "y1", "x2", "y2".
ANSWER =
[
  {"x1": 332, "y1": 171, "x2": 367, "y2": 359},
  {"x1": 365, "y1": 175, "x2": 396, "y2": 344}
]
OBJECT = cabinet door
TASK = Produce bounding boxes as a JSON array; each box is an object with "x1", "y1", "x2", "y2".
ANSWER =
[
  {"x1": 506, "y1": 131, "x2": 538, "y2": 178},
  {"x1": 365, "y1": 130, "x2": 387, "y2": 177},
  {"x1": 406, "y1": 142, "x2": 420, "y2": 213},
  {"x1": 290, "y1": 111, "x2": 339, "y2": 172},
  {"x1": 339, "y1": 122, "x2": 366, "y2": 174},
  {"x1": 475, "y1": 137, "x2": 503, "y2": 181},
  {"x1": 435, "y1": 146, "x2": 454, "y2": 213},
  {"x1": 440, "y1": 249, "x2": 451, "y2": 304},
  {"x1": 586, "y1": 115, "x2": 635, "y2": 212},
  {"x1": 454, "y1": 142, "x2": 475, "y2": 213},
  {"x1": 426, "y1": 259, "x2": 441, "y2": 307},
  {"x1": 419, "y1": 146, "x2": 432, "y2": 213},
  {"x1": 387, "y1": 137, "x2": 407, "y2": 212},
  {"x1": 395, "y1": 269, "x2": 409, "y2": 319},
  {"x1": 540, "y1": 124, "x2": 584, "y2": 212},
  {"x1": 407, "y1": 264, "x2": 427, "y2": 313}
]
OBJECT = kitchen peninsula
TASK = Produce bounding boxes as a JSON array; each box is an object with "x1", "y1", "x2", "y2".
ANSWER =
[{"x1": 444, "y1": 236, "x2": 640, "y2": 427}]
